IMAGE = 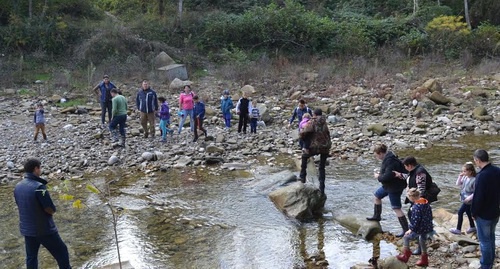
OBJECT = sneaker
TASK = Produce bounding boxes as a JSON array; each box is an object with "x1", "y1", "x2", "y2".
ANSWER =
[
  {"x1": 449, "y1": 228, "x2": 462, "y2": 235},
  {"x1": 466, "y1": 227, "x2": 476, "y2": 234}
]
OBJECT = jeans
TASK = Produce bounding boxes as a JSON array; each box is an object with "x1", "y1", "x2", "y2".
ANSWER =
[
  {"x1": 109, "y1": 114, "x2": 126, "y2": 138},
  {"x1": 100, "y1": 101, "x2": 112, "y2": 124},
  {"x1": 25, "y1": 233, "x2": 71, "y2": 269},
  {"x1": 250, "y1": 118, "x2": 257, "y2": 133},
  {"x1": 475, "y1": 216, "x2": 499, "y2": 269},
  {"x1": 374, "y1": 187, "x2": 403, "y2": 209},
  {"x1": 403, "y1": 231, "x2": 428, "y2": 253},
  {"x1": 178, "y1": 109, "x2": 194, "y2": 134},
  {"x1": 299, "y1": 152, "x2": 328, "y2": 194},
  {"x1": 193, "y1": 117, "x2": 206, "y2": 139},
  {"x1": 159, "y1": 119, "x2": 172, "y2": 140},
  {"x1": 223, "y1": 112, "x2": 231, "y2": 128},
  {"x1": 457, "y1": 203, "x2": 474, "y2": 230}
]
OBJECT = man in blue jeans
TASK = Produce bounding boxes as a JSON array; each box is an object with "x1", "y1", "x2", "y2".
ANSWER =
[
  {"x1": 471, "y1": 149, "x2": 500, "y2": 269},
  {"x1": 14, "y1": 158, "x2": 71, "y2": 269}
]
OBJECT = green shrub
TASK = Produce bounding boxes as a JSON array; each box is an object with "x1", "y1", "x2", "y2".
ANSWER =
[
  {"x1": 397, "y1": 28, "x2": 429, "y2": 56},
  {"x1": 468, "y1": 23, "x2": 500, "y2": 57},
  {"x1": 425, "y1": 15, "x2": 471, "y2": 59}
]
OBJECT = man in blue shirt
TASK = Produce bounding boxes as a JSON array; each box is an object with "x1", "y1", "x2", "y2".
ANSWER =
[
  {"x1": 14, "y1": 158, "x2": 71, "y2": 269},
  {"x1": 471, "y1": 149, "x2": 500, "y2": 269}
]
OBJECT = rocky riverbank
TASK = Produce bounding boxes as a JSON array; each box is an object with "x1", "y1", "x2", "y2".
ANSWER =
[{"x1": 1, "y1": 72, "x2": 499, "y2": 268}]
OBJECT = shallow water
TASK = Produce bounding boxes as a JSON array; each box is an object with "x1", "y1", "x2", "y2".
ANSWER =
[{"x1": 1, "y1": 134, "x2": 499, "y2": 269}]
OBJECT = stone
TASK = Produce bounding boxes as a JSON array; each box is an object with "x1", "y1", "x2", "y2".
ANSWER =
[
  {"x1": 377, "y1": 256, "x2": 409, "y2": 269},
  {"x1": 240, "y1": 85, "x2": 255, "y2": 96},
  {"x1": 334, "y1": 215, "x2": 382, "y2": 241},
  {"x1": 422, "y1": 78, "x2": 442, "y2": 92},
  {"x1": 173, "y1": 156, "x2": 192, "y2": 167},
  {"x1": 429, "y1": 91, "x2": 450, "y2": 105},
  {"x1": 169, "y1": 78, "x2": 192, "y2": 90},
  {"x1": 367, "y1": 124, "x2": 388, "y2": 136},
  {"x1": 158, "y1": 64, "x2": 188, "y2": 82},
  {"x1": 108, "y1": 156, "x2": 120, "y2": 166},
  {"x1": 141, "y1": 152, "x2": 154, "y2": 161},
  {"x1": 268, "y1": 182, "x2": 325, "y2": 220},
  {"x1": 206, "y1": 145, "x2": 224, "y2": 154},
  {"x1": 154, "y1": 51, "x2": 175, "y2": 68}
]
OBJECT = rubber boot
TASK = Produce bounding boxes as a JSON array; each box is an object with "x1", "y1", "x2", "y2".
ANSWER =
[
  {"x1": 396, "y1": 216, "x2": 409, "y2": 237},
  {"x1": 396, "y1": 248, "x2": 412, "y2": 263},
  {"x1": 416, "y1": 253, "x2": 428, "y2": 266},
  {"x1": 120, "y1": 136, "x2": 125, "y2": 147},
  {"x1": 366, "y1": 204, "x2": 382, "y2": 221}
]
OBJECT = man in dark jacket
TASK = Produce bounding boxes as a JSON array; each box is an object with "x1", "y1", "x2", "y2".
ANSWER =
[
  {"x1": 471, "y1": 149, "x2": 500, "y2": 269},
  {"x1": 14, "y1": 158, "x2": 72, "y2": 269},
  {"x1": 92, "y1": 74, "x2": 116, "y2": 127},
  {"x1": 136, "y1": 80, "x2": 159, "y2": 138},
  {"x1": 298, "y1": 108, "x2": 331, "y2": 196},
  {"x1": 366, "y1": 144, "x2": 409, "y2": 237}
]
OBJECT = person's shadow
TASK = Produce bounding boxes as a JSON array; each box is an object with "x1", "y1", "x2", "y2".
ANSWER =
[{"x1": 297, "y1": 217, "x2": 328, "y2": 268}]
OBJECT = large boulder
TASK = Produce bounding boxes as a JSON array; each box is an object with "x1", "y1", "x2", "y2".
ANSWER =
[
  {"x1": 154, "y1": 51, "x2": 175, "y2": 68},
  {"x1": 240, "y1": 85, "x2": 256, "y2": 96},
  {"x1": 169, "y1": 78, "x2": 192, "y2": 90},
  {"x1": 377, "y1": 256, "x2": 409, "y2": 269},
  {"x1": 256, "y1": 103, "x2": 271, "y2": 123},
  {"x1": 269, "y1": 182, "x2": 326, "y2": 220}
]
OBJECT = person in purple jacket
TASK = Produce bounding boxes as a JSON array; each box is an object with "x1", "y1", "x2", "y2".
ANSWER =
[
  {"x1": 14, "y1": 158, "x2": 72, "y2": 269},
  {"x1": 158, "y1": 97, "x2": 173, "y2": 142}
]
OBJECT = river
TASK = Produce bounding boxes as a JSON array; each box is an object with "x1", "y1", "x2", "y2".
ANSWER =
[{"x1": 1, "y1": 135, "x2": 499, "y2": 269}]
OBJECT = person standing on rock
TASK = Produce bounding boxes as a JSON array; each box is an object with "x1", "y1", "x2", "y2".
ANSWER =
[
  {"x1": 471, "y1": 149, "x2": 500, "y2": 269},
  {"x1": 220, "y1": 89, "x2": 234, "y2": 130},
  {"x1": 236, "y1": 91, "x2": 251, "y2": 134},
  {"x1": 136, "y1": 80, "x2": 158, "y2": 138},
  {"x1": 298, "y1": 108, "x2": 331, "y2": 196},
  {"x1": 33, "y1": 103, "x2": 47, "y2": 142},
  {"x1": 287, "y1": 99, "x2": 312, "y2": 149},
  {"x1": 396, "y1": 188, "x2": 433, "y2": 267},
  {"x1": 14, "y1": 158, "x2": 72, "y2": 269},
  {"x1": 92, "y1": 74, "x2": 116, "y2": 128},
  {"x1": 109, "y1": 88, "x2": 127, "y2": 147},
  {"x1": 178, "y1": 85, "x2": 195, "y2": 134},
  {"x1": 249, "y1": 100, "x2": 260, "y2": 134},
  {"x1": 366, "y1": 144, "x2": 408, "y2": 238}
]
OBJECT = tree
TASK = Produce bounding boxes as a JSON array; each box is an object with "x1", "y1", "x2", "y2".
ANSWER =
[
  {"x1": 178, "y1": 0, "x2": 183, "y2": 22},
  {"x1": 464, "y1": 0, "x2": 471, "y2": 29}
]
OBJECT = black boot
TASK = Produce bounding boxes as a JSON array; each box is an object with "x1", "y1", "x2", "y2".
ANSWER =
[
  {"x1": 396, "y1": 216, "x2": 409, "y2": 237},
  {"x1": 366, "y1": 204, "x2": 382, "y2": 221}
]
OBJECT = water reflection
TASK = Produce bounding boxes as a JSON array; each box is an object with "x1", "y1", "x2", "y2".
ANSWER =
[{"x1": 298, "y1": 218, "x2": 328, "y2": 268}]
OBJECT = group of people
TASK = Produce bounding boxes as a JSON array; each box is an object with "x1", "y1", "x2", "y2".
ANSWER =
[
  {"x1": 20, "y1": 77, "x2": 498, "y2": 269},
  {"x1": 91, "y1": 75, "x2": 268, "y2": 145},
  {"x1": 367, "y1": 145, "x2": 500, "y2": 268}
]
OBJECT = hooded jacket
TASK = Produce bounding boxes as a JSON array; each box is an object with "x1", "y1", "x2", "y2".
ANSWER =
[
  {"x1": 299, "y1": 115, "x2": 331, "y2": 155},
  {"x1": 378, "y1": 151, "x2": 407, "y2": 193}
]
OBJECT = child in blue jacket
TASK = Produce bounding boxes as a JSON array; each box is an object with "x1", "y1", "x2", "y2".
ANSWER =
[
  {"x1": 220, "y1": 89, "x2": 234, "y2": 129},
  {"x1": 158, "y1": 97, "x2": 173, "y2": 142}
]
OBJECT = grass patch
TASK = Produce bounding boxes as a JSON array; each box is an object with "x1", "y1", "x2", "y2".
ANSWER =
[
  {"x1": 57, "y1": 98, "x2": 87, "y2": 108},
  {"x1": 34, "y1": 73, "x2": 51, "y2": 81},
  {"x1": 18, "y1": 88, "x2": 37, "y2": 96}
]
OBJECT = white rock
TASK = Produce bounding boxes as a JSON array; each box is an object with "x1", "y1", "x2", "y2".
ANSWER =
[
  {"x1": 108, "y1": 156, "x2": 120, "y2": 165},
  {"x1": 63, "y1": 124, "x2": 74, "y2": 130}
]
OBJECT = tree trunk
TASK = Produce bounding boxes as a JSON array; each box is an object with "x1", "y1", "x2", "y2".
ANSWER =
[
  {"x1": 178, "y1": 0, "x2": 183, "y2": 22},
  {"x1": 29, "y1": 0, "x2": 32, "y2": 19},
  {"x1": 158, "y1": 0, "x2": 164, "y2": 16},
  {"x1": 413, "y1": 0, "x2": 418, "y2": 15},
  {"x1": 464, "y1": 0, "x2": 471, "y2": 29}
]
